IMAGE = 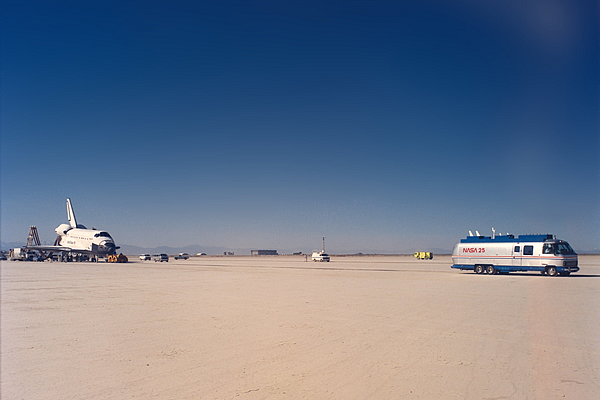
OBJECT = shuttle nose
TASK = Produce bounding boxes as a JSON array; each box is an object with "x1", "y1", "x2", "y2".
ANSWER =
[{"x1": 99, "y1": 241, "x2": 116, "y2": 254}]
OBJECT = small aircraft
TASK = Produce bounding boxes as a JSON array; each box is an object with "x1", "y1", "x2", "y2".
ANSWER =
[{"x1": 27, "y1": 198, "x2": 119, "y2": 258}]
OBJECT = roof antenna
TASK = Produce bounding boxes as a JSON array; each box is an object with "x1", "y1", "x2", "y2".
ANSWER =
[
  {"x1": 491, "y1": 227, "x2": 496, "y2": 239},
  {"x1": 475, "y1": 230, "x2": 481, "y2": 236},
  {"x1": 468, "y1": 230, "x2": 474, "y2": 236}
]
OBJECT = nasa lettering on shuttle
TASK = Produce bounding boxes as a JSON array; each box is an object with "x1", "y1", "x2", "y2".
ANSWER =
[{"x1": 27, "y1": 198, "x2": 120, "y2": 257}]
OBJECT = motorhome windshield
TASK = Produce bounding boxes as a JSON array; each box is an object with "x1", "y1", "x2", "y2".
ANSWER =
[
  {"x1": 543, "y1": 242, "x2": 575, "y2": 255},
  {"x1": 556, "y1": 243, "x2": 575, "y2": 254}
]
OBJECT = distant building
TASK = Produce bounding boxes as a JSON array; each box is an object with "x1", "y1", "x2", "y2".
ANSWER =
[{"x1": 251, "y1": 249, "x2": 278, "y2": 256}]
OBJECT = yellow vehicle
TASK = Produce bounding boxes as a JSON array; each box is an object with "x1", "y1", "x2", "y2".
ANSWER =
[
  {"x1": 107, "y1": 254, "x2": 128, "y2": 263},
  {"x1": 414, "y1": 252, "x2": 433, "y2": 260}
]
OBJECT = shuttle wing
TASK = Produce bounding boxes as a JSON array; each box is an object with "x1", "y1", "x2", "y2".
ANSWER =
[{"x1": 27, "y1": 245, "x2": 73, "y2": 252}]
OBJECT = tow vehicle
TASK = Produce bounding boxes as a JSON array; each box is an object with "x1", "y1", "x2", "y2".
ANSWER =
[{"x1": 414, "y1": 252, "x2": 433, "y2": 260}]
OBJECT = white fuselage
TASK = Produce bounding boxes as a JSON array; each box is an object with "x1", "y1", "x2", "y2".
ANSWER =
[
  {"x1": 56, "y1": 225, "x2": 117, "y2": 255},
  {"x1": 26, "y1": 198, "x2": 119, "y2": 258}
]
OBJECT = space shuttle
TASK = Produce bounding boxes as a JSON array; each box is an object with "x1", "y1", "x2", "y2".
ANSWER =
[{"x1": 27, "y1": 198, "x2": 119, "y2": 257}]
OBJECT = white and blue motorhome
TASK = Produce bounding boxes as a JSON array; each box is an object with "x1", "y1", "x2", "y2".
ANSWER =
[{"x1": 451, "y1": 233, "x2": 578, "y2": 276}]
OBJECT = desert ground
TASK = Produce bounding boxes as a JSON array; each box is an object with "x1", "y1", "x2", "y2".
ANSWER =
[{"x1": 1, "y1": 254, "x2": 599, "y2": 399}]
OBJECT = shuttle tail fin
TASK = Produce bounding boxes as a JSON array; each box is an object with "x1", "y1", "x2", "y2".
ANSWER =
[{"x1": 67, "y1": 198, "x2": 78, "y2": 229}]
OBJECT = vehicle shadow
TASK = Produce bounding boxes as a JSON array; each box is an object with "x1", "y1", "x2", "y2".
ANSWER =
[{"x1": 472, "y1": 272, "x2": 600, "y2": 278}]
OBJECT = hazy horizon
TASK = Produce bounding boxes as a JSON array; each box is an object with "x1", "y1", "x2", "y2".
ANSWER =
[{"x1": 2, "y1": 1, "x2": 598, "y2": 253}]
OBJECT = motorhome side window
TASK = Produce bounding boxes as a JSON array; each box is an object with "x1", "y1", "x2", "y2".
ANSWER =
[
  {"x1": 514, "y1": 246, "x2": 520, "y2": 252},
  {"x1": 523, "y1": 245, "x2": 533, "y2": 255},
  {"x1": 543, "y1": 244, "x2": 554, "y2": 254}
]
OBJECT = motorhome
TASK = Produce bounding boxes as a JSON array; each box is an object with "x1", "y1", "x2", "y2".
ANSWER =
[{"x1": 451, "y1": 232, "x2": 578, "y2": 276}]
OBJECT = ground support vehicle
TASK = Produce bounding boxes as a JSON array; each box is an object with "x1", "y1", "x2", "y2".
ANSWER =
[
  {"x1": 153, "y1": 254, "x2": 169, "y2": 262},
  {"x1": 140, "y1": 254, "x2": 151, "y2": 261},
  {"x1": 414, "y1": 252, "x2": 433, "y2": 260},
  {"x1": 312, "y1": 251, "x2": 330, "y2": 262},
  {"x1": 107, "y1": 254, "x2": 128, "y2": 263},
  {"x1": 9, "y1": 248, "x2": 39, "y2": 261},
  {"x1": 451, "y1": 233, "x2": 578, "y2": 276},
  {"x1": 174, "y1": 253, "x2": 189, "y2": 260},
  {"x1": 9, "y1": 248, "x2": 27, "y2": 261}
]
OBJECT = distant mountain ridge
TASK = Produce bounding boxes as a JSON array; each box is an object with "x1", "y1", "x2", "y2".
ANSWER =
[
  {"x1": 3, "y1": 242, "x2": 598, "y2": 256},
  {"x1": 3, "y1": 241, "x2": 449, "y2": 256},
  {"x1": 111, "y1": 244, "x2": 453, "y2": 256}
]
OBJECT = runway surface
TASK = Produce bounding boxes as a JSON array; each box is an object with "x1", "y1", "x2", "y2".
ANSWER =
[{"x1": 2, "y1": 255, "x2": 599, "y2": 399}]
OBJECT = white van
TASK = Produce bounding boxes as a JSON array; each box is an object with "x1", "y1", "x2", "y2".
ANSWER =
[
  {"x1": 153, "y1": 254, "x2": 169, "y2": 262},
  {"x1": 312, "y1": 251, "x2": 330, "y2": 262}
]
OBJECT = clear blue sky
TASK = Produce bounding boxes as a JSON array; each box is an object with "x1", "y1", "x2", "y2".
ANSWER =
[{"x1": 2, "y1": 0, "x2": 599, "y2": 253}]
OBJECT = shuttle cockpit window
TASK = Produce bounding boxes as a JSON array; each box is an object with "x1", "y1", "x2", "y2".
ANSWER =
[{"x1": 94, "y1": 232, "x2": 113, "y2": 239}]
